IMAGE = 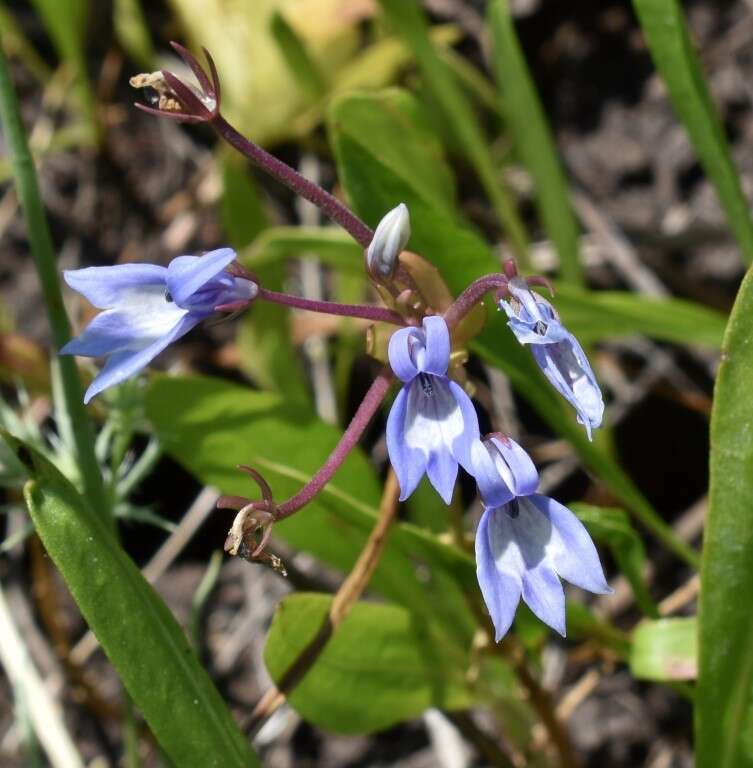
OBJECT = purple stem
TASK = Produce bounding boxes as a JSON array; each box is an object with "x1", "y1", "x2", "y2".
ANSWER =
[
  {"x1": 443, "y1": 274, "x2": 509, "y2": 331},
  {"x1": 276, "y1": 368, "x2": 394, "y2": 519},
  {"x1": 211, "y1": 115, "x2": 374, "y2": 248},
  {"x1": 258, "y1": 287, "x2": 405, "y2": 326}
]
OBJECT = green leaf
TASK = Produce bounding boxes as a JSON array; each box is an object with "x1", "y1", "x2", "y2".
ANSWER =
[
  {"x1": 631, "y1": 617, "x2": 696, "y2": 681},
  {"x1": 487, "y1": 0, "x2": 581, "y2": 284},
  {"x1": 552, "y1": 284, "x2": 726, "y2": 349},
  {"x1": 145, "y1": 374, "x2": 478, "y2": 641},
  {"x1": 329, "y1": 89, "x2": 698, "y2": 566},
  {"x1": 376, "y1": 0, "x2": 529, "y2": 261},
  {"x1": 270, "y1": 11, "x2": 327, "y2": 100},
  {"x1": 2, "y1": 432, "x2": 258, "y2": 768},
  {"x1": 264, "y1": 593, "x2": 475, "y2": 733},
  {"x1": 698, "y1": 266, "x2": 753, "y2": 767},
  {"x1": 633, "y1": 0, "x2": 753, "y2": 266},
  {"x1": 113, "y1": 0, "x2": 154, "y2": 67},
  {"x1": 572, "y1": 503, "x2": 658, "y2": 617}
]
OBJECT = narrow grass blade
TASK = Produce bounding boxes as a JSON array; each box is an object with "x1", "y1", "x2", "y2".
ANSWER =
[
  {"x1": 0, "y1": 45, "x2": 107, "y2": 516},
  {"x1": 633, "y1": 0, "x2": 753, "y2": 266},
  {"x1": 487, "y1": 0, "x2": 582, "y2": 284}
]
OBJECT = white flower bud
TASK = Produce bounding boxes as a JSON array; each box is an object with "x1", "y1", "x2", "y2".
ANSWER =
[{"x1": 366, "y1": 203, "x2": 410, "y2": 279}]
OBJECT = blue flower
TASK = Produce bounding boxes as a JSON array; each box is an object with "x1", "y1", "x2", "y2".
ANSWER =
[
  {"x1": 61, "y1": 248, "x2": 256, "y2": 403},
  {"x1": 472, "y1": 435, "x2": 611, "y2": 640},
  {"x1": 500, "y1": 277, "x2": 604, "y2": 439},
  {"x1": 386, "y1": 315, "x2": 480, "y2": 503}
]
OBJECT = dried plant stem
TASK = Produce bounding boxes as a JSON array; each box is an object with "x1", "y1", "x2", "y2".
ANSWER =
[{"x1": 247, "y1": 471, "x2": 401, "y2": 734}]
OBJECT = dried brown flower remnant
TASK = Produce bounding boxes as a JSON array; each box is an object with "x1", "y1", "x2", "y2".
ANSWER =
[{"x1": 129, "y1": 72, "x2": 183, "y2": 113}]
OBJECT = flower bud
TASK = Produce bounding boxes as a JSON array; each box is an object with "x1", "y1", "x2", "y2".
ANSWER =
[{"x1": 366, "y1": 203, "x2": 411, "y2": 279}]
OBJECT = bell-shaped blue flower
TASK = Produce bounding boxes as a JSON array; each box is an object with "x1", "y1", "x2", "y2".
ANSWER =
[
  {"x1": 386, "y1": 315, "x2": 480, "y2": 504},
  {"x1": 471, "y1": 435, "x2": 611, "y2": 640},
  {"x1": 61, "y1": 248, "x2": 256, "y2": 403},
  {"x1": 500, "y1": 277, "x2": 604, "y2": 439}
]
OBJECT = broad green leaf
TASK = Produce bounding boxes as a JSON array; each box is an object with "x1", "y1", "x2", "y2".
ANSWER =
[
  {"x1": 376, "y1": 0, "x2": 528, "y2": 261},
  {"x1": 698, "y1": 266, "x2": 753, "y2": 767},
  {"x1": 633, "y1": 0, "x2": 753, "y2": 266},
  {"x1": 487, "y1": 0, "x2": 582, "y2": 284},
  {"x1": 264, "y1": 593, "x2": 475, "y2": 733},
  {"x1": 572, "y1": 503, "x2": 658, "y2": 617},
  {"x1": 2, "y1": 433, "x2": 258, "y2": 768},
  {"x1": 145, "y1": 374, "x2": 477, "y2": 643},
  {"x1": 631, "y1": 617, "x2": 696, "y2": 681},
  {"x1": 328, "y1": 88, "x2": 697, "y2": 566}
]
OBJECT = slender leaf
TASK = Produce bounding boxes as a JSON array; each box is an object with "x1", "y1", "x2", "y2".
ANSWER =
[
  {"x1": 270, "y1": 11, "x2": 327, "y2": 100},
  {"x1": 631, "y1": 617, "x2": 696, "y2": 681},
  {"x1": 487, "y1": 0, "x2": 582, "y2": 284},
  {"x1": 3, "y1": 432, "x2": 258, "y2": 768},
  {"x1": 0, "y1": 46, "x2": 107, "y2": 515},
  {"x1": 264, "y1": 593, "x2": 475, "y2": 733},
  {"x1": 633, "y1": 0, "x2": 753, "y2": 265},
  {"x1": 698, "y1": 266, "x2": 753, "y2": 767}
]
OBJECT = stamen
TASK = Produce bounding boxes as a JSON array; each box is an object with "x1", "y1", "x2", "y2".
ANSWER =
[
  {"x1": 533, "y1": 320, "x2": 547, "y2": 336},
  {"x1": 164, "y1": 289, "x2": 173, "y2": 303},
  {"x1": 418, "y1": 372, "x2": 434, "y2": 397}
]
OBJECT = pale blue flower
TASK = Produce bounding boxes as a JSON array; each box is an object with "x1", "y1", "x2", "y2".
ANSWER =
[
  {"x1": 61, "y1": 248, "x2": 256, "y2": 403},
  {"x1": 386, "y1": 315, "x2": 480, "y2": 503},
  {"x1": 472, "y1": 435, "x2": 611, "y2": 640},
  {"x1": 500, "y1": 277, "x2": 604, "y2": 439}
]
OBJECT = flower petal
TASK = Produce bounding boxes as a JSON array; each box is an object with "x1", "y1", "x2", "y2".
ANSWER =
[
  {"x1": 386, "y1": 385, "x2": 427, "y2": 501},
  {"x1": 529, "y1": 494, "x2": 611, "y2": 594},
  {"x1": 165, "y1": 248, "x2": 237, "y2": 307},
  {"x1": 420, "y1": 315, "x2": 450, "y2": 376},
  {"x1": 521, "y1": 562, "x2": 566, "y2": 637},
  {"x1": 61, "y1": 293, "x2": 189, "y2": 358},
  {"x1": 83, "y1": 314, "x2": 201, "y2": 403},
  {"x1": 488, "y1": 437, "x2": 539, "y2": 497},
  {"x1": 475, "y1": 508, "x2": 522, "y2": 642},
  {"x1": 388, "y1": 326, "x2": 421, "y2": 382},
  {"x1": 446, "y1": 380, "x2": 480, "y2": 472},
  {"x1": 64, "y1": 264, "x2": 167, "y2": 309},
  {"x1": 470, "y1": 439, "x2": 516, "y2": 509},
  {"x1": 426, "y1": 444, "x2": 458, "y2": 504},
  {"x1": 530, "y1": 334, "x2": 604, "y2": 439}
]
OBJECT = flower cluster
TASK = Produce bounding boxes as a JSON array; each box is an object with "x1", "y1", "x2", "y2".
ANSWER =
[{"x1": 61, "y1": 47, "x2": 610, "y2": 641}]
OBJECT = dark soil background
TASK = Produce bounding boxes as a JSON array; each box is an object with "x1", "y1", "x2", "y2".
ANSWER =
[{"x1": 1, "y1": 0, "x2": 744, "y2": 765}]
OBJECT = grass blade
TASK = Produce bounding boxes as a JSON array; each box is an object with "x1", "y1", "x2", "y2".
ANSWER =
[
  {"x1": 487, "y1": 0, "x2": 582, "y2": 284},
  {"x1": 0, "y1": 45, "x2": 107, "y2": 516},
  {"x1": 633, "y1": 0, "x2": 753, "y2": 265}
]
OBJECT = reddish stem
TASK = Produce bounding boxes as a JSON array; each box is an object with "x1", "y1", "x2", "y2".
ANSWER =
[
  {"x1": 258, "y1": 287, "x2": 405, "y2": 326},
  {"x1": 211, "y1": 115, "x2": 373, "y2": 248},
  {"x1": 443, "y1": 274, "x2": 509, "y2": 330},
  {"x1": 276, "y1": 368, "x2": 394, "y2": 519}
]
